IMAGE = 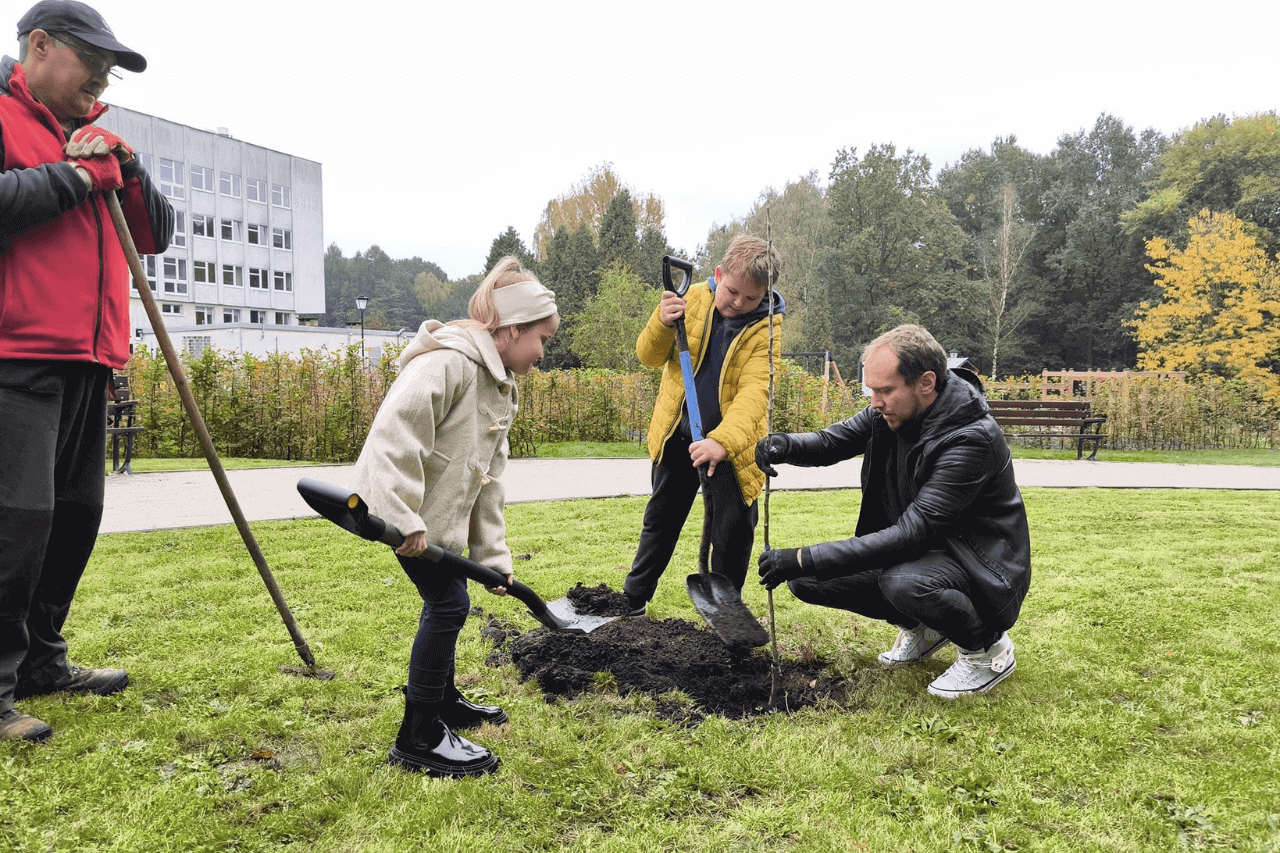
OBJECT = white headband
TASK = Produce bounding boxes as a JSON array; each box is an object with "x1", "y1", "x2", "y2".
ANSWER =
[{"x1": 493, "y1": 279, "x2": 558, "y2": 327}]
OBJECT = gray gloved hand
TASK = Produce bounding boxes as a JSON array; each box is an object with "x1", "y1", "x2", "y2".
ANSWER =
[{"x1": 754, "y1": 433, "x2": 790, "y2": 477}]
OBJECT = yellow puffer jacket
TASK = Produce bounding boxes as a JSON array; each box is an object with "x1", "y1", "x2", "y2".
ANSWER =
[{"x1": 638, "y1": 281, "x2": 783, "y2": 505}]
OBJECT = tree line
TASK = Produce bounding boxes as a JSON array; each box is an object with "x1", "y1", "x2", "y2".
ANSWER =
[{"x1": 322, "y1": 112, "x2": 1280, "y2": 400}]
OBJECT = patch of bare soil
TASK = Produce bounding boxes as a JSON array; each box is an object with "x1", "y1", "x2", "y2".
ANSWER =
[{"x1": 480, "y1": 585, "x2": 846, "y2": 724}]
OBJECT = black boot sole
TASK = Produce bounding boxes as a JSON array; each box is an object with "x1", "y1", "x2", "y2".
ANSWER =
[{"x1": 387, "y1": 747, "x2": 500, "y2": 778}]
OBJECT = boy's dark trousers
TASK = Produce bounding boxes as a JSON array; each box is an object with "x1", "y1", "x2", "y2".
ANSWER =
[
  {"x1": 624, "y1": 430, "x2": 758, "y2": 604},
  {"x1": 0, "y1": 362, "x2": 109, "y2": 714}
]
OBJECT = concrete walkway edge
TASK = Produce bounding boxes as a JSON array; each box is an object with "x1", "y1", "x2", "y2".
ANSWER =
[{"x1": 100, "y1": 457, "x2": 1280, "y2": 535}]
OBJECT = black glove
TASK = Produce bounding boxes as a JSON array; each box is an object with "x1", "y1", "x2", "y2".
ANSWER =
[
  {"x1": 754, "y1": 433, "x2": 791, "y2": 478},
  {"x1": 757, "y1": 547, "x2": 813, "y2": 590}
]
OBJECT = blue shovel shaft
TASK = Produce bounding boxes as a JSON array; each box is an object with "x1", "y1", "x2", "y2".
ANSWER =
[{"x1": 679, "y1": 348, "x2": 704, "y2": 442}]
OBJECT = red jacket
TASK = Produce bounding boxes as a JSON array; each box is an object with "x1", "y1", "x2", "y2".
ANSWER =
[{"x1": 0, "y1": 59, "x2": 172, "y2": 369}]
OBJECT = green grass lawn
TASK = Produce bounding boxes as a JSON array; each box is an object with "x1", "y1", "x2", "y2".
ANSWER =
[{"x1": 4, "y1": 489, "x2": 1278, "y2": 852}]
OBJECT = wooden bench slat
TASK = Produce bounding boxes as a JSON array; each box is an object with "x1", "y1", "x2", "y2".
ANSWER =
[{"x1": 987, "y1": 398, "x2": 1107, "y2": 460}]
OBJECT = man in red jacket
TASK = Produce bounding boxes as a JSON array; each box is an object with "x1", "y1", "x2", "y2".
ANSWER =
[{"x1": 0, "y1": 0, "x2": 173, "y2": 742}]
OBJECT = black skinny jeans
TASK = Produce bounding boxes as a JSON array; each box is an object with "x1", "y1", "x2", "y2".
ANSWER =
[
  {"x1": 788, "y1": 550, "x2": 1001, "y2": 652},
  {"x1": 395, "y1": 554, "x2": 470, "y2": 705},
  {"x1": 624, "y1": 430, "x2": 758, "y2": 602}
]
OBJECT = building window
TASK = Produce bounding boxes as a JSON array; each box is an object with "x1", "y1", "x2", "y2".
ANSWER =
[
  {"x1": 220, "y1": 219, "x2": 241, "y2": 242},
  {"x1": 273, "y1": 271, "x2": 293, "y2": 292},
  {"x1": 171, "y1": 211, "x2": 186, "y2": 248},
  {"x1": 272, "y1": 228, "x2": 292, "y2": 250},
  {"x1": 137, "y1": 152, "x2": 153, "y2": 174},
  {"x1": 192, "y1": 214, "x2": 214, "y2": 238},
  {"x1": 271, "y1": 184, "x2": 291, "y2": 208},
  {"x1": 245, "y1": 179, "x2": 266, "y2": 203},
  {"x1": 190, "y1": 166, "x2": 214, "y2": 193},
  {"x1": 195, "y1": 306, "x2": 214, "y2": 325},
  {"x1": 248, "y1": 268, "x2": 269, "y2": 289},
  {"x1": 193, "y1": 261, "x2": 215, "y2": 283},
  {"x1": 247, "y1": 223, "x2": 265, "y2": 245},
  {"x1": 160, "y1": 302, "x2": 183, "y2": 315},
  {"x1": 223, "y1": 307, "x2": 241, "y2": 323},
  {"x1": 184, "y1": 335, "x2": 212, "y2": 358},
  {"x1": 144, "y1": 255, "x2": 157, "y2": 292},
  {"x1": 159, "y1": 158, "x2": 184, "y2": 199},
  {"x1": 162, "y1": 257, "x2": 187, "y2": 294},
  {"x1": 249, "y1": 309, "x2": 268, "y2": 324},
  {"x1": 222, "y1": 265, "x2": 243, "y2": 287},
  {"x1": 274, "y1": 312, "x2": 290, "y2": 325},
  {"x1": 219, "y1": 172, "x2": 241, "y2": 197}
]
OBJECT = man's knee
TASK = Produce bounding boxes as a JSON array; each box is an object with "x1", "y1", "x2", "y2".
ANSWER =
[{"x1": 786, "y1": 576, "x2": 825, "y2": 604}]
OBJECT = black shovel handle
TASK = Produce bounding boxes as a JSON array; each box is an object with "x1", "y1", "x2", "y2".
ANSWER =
[
  {"x1": 662, "y1": 255, "x2": 695, "y2": 297},
  {"x1": 419, "y1": 543, "x2": 567, "y2": 631},
  {"x1": 296, "y1": 478, "x2": 569, "y2": 630}
]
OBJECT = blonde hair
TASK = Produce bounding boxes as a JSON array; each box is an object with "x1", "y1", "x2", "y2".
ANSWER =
[
  {"x1": 452, "y1": 256, "x2": 556, "y2": 347},
  {"x1": 720, "y1": 235, "x2": 781, "y2": 288}
]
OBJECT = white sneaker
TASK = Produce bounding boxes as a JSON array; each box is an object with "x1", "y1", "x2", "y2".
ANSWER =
[
  {"x1": 877, "y1": 625, "x2": 951, "y2": 668},
  {"x1": 927, "y1": 633, "x2": 1016, "y2": 699}
]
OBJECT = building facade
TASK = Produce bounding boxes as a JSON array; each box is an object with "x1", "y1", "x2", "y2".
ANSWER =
[{"x1": 95, "y1": 105, "x2": 325, "y2": 354}]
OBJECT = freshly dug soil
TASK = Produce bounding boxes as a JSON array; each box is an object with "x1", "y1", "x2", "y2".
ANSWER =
[{"x1": 481, "y1": 586, "x2": 847, "y2": 724}]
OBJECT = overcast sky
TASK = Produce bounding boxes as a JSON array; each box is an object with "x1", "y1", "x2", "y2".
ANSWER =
[{"x1": 30, "y1": 0, "x2": 1279, "y2": 280}]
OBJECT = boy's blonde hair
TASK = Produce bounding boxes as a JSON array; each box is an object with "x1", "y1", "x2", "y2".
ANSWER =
[{"x1": 719, "y1": 235, "x2": 781, "y2": 289}]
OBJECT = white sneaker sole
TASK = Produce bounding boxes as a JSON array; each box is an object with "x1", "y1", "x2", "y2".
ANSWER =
[
  {"x1": 926, "y1": 660, "x2": 1016, "y2": 699},
  {"x1": 877, "y1": 637, "x2": 952, "y2": 669}
]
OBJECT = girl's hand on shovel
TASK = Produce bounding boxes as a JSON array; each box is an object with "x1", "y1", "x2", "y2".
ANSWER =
[
  {"x1": 395, "y1": 531, "x2": 427, "y2": 558},
  {"x1": 486, "y1": 573, "x2": 514, "y2": 597},
  {"x1": 689, "y1": 438, "x2": 727, "y2": 477}
]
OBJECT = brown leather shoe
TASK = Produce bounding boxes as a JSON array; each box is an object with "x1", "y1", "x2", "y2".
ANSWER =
[
  {"x1": 0, "y1": 709, "x2": 52, "y2": 742},
  {"x1": 14, "y1": 666, "x2": 129, "y2": 700}
]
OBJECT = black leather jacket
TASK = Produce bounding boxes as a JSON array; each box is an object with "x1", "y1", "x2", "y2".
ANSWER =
[{"x1": 779, "y1": 369, "x2": 1031, "y2": 631}]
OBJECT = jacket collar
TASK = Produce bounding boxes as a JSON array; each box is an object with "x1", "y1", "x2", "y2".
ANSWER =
[{"x1": 1, "y1": 55, "x2": 109, "y2": 135}]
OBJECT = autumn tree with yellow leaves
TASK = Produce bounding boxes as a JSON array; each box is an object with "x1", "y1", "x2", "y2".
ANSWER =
[{"x1": 1131, "y1": 209, "x2": 1280, "y2": 403}]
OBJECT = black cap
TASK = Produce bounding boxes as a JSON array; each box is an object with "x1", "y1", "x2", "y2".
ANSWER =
[{"x1": 17, "y1": 0, "x2": 146, "y2": 73}]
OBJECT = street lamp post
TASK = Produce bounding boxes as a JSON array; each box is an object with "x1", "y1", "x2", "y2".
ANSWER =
[{"x1": 356, "y1": 295, "x2": 369, "y2": 359}]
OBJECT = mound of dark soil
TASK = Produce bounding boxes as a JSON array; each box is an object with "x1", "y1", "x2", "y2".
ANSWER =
[
  {"x1": 563, "y1": 582, "x2": 631, "y2": 617},
  {"x1": 481, "y1": 585, "x2": 847, "y2": 723}
]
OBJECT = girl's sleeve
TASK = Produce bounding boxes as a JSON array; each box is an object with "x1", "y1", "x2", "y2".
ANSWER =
[
  {"x1": 355, "y1": 354, "x2": 468, "y2": 539},
  {"x1": 467, "y1": 431, "x2": 513, "y2": 574}
]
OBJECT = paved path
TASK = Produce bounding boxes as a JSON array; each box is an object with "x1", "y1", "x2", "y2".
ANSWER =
[{"x1": 99, "y1": 457, "x2": 1280, "y2": 534}]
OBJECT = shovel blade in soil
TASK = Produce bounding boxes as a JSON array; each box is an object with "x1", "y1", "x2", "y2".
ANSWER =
[
  {"x1": 686, "y1": 573, "x2": 770, "y2": 650},
  {"x1": 543, "y1": 598, "x2": 622, "y2": 634}
]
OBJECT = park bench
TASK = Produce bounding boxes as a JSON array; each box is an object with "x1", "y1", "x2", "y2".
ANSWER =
[
  {"x1": 107, "y1": 373, "x2": 143, "y2": 474},
  {"x1": 987, "y1": 399, "x2": 1108, "y2": 460}
]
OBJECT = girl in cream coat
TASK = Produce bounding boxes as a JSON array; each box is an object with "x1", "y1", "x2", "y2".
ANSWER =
[{"x1": 349, "y1": 257, "x2": 558, "y2": 778}]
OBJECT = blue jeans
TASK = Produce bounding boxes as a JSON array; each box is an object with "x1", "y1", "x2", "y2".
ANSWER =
[
  {"x1": 788, "y1": 550, "x2": 1000, "y2": 652},
  {"x1": 396, "y1": 554, "x2": 470, "y2": 705}
]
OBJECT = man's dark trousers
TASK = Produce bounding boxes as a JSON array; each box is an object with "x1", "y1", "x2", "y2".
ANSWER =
[
  {"x1": 788, "y1": 550, "x2": 1002, "y2": 652},
  {"x1": 0, "y1": 361, "x2": 109, "y2": 712}
]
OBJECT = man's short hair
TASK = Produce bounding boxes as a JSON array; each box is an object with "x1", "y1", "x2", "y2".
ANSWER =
[
  {"x1": 863, "y1": 324, "x2": 949, "y2": 388},
  {"x1": 719, "y1": 234, "x2": 781, "y2": 289}
]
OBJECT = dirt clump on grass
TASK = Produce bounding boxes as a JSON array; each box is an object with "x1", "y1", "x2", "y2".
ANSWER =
[{"x1": 482, "y1": 585, "x2": 847, "y2": 723}]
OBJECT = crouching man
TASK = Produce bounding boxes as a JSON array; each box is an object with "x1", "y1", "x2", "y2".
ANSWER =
[{"x1": 755, "y1": 325, "x2": 1030, "y2": 698}]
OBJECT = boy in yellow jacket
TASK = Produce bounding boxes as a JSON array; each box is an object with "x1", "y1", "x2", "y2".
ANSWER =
[{"x1": 623, "y1": 235, "x2": 784, "y2": 615}]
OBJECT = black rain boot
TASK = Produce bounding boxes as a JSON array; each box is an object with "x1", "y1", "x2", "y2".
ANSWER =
[
  {"x1": 387, "y1": 698, "x2": 500, "y2": 778},
  {"x1": 440, "y1": 672, "x2": 509, "y2": 730}
]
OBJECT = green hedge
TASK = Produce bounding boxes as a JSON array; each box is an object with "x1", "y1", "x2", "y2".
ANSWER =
[
  {"x1": 123, "y1": 348, "x2": 867, "y2": 462},
  {"x1": 123, "y1": 347, "x2": 1275, "y2": 460}
]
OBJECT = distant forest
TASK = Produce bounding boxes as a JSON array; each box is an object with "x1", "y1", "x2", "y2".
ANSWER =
[{"x1": 323, "y1": 111, "x2": 1280, "y2": 384}]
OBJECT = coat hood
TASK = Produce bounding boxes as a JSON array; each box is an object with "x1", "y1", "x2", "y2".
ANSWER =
[
  {"x1": 912, "y1": 367, "x2": 990, "y2": 444},
  {"x1": 398, "y1": 319, "x2": 511, "y2": 385}
]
